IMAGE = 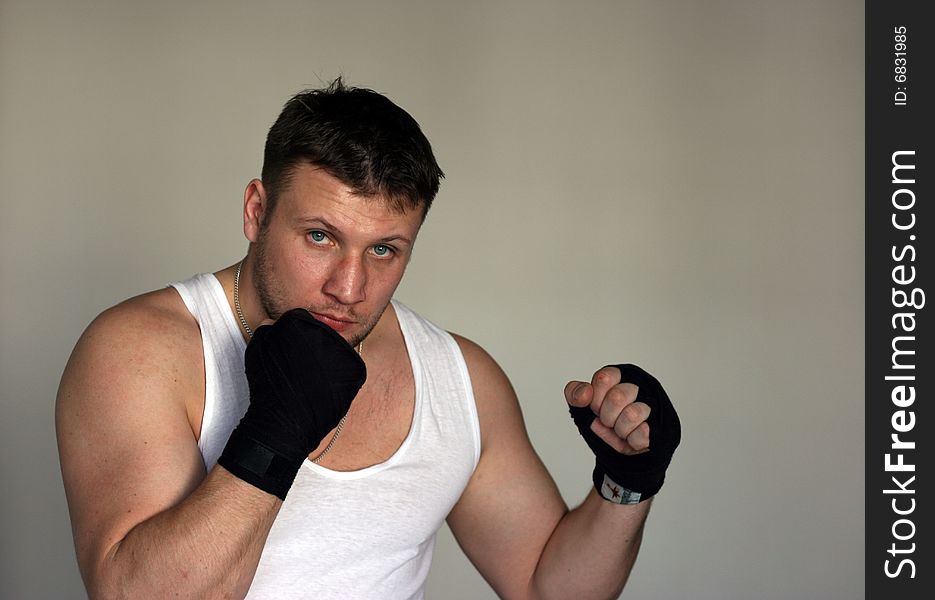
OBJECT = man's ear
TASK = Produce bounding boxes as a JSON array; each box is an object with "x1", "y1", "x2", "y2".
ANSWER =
[{"x1": 243, "y1": 179, "x2": 268, "y2": 243}]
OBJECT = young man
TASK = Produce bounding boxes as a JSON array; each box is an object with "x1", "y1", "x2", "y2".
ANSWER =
[{"x1": 56, "y1": 79, "x2": 680, "y2": 599}]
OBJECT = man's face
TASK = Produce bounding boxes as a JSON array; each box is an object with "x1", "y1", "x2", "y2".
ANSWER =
[{"x1": 249, "y1": 164, "x2": 423, "y2": 347}]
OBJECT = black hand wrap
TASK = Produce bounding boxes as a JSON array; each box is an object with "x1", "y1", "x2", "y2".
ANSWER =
[
  {"x1": 218, "y1": 308, "x2": 366, "y2": 500},
  {"x1": 569, "y1": 364, "x2": 680, "y2": 504}
]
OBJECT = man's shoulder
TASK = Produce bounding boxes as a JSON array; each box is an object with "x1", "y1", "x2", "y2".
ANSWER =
[
  {"x1": 63, "y1": 286, "x2": 202, "y2": 391},
  {"x1": 390, "y1": 301, "x2": 504, "y2": 381},
  {"x1": 446, "y1": 331, "x2": 516, "y2": 403},
  {"x1": 447, "y1": 331, "x2": 489, "y2": 366},
  {"x1": 57, "y1": 284, "x2": 206, "y2": 446},
  {"x1": 89, "y1": 286, "x2": 200, "y2": 351},
  {"x1": 388, "y1": 302, "x2": 512, "y2": 400}
]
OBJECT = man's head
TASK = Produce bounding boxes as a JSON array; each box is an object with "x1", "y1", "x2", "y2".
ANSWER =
[
  {"x1": 261, "y1": 77, "x2": 444, "y2": 223},
  {"x1": 243, "y1": 79, "x2": 442, "y2": 346}
]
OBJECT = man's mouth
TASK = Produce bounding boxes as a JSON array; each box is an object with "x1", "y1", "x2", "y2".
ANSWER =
[{"x1": 309, "y1": 312, "x2": 356, "y2": 332}]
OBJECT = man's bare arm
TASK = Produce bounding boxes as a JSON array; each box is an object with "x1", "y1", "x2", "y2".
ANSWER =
[
  {"x1": 447, "y1": 336, "x2": 658, "y2": 599},
  {"x1": 56, "y1": 294, "x2": 280, "y2": 598}
]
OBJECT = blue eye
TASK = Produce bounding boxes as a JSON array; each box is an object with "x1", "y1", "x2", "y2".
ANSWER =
[
  {"x1": 373, "y1": 244, "x2": 391, "y2": 257},
  {"x1": 309, "y1": 231, "x2": 327, "y2": 243}
]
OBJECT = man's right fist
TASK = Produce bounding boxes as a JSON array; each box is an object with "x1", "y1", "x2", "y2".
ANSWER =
[{"x1": 218, "y1": 308, "x2": 367, "y2": 499}]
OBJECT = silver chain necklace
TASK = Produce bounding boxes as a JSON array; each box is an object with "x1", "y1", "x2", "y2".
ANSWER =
[{"x1": 234, "y1": 259, "x2": 358, "y2": 464}]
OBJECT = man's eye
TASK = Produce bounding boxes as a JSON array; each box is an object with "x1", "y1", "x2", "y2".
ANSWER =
[
  {"x1": 373, "y1": 244, "x2": 392, "y2": 257},
  {"x1": 308, "y1": 231, "x2": 327, "y2": 243}
]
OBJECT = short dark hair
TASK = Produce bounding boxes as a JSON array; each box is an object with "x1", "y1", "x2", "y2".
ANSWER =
[{"x1": 261, "y1": 78, "x2": 444, "y2": 218}]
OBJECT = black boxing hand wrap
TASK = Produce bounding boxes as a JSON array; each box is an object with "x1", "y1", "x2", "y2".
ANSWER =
[
  {"x1": 569, "y1": 364, "x2": 680, "y2": 504},
  {"x1": 218, "y1": 309, "x2": 366, "y2": 500}
]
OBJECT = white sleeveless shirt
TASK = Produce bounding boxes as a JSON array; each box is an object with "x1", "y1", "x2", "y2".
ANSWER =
[{"x1": 170, "y1": 273, "x2": 481, "y2": 599}]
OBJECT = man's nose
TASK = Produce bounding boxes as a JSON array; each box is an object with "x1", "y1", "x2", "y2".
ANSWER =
[{"x1": 322, "y1": 252, "x2": 367, "y2": 304}]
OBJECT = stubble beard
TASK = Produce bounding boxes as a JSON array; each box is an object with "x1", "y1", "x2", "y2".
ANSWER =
[{"x1": 252, "y1": 232, "x2": 388, "y2": 349}]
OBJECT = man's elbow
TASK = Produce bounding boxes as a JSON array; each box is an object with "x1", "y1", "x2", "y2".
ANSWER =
[{"x1": 79, "y1": 539, "x2": 130, "y2": 600}]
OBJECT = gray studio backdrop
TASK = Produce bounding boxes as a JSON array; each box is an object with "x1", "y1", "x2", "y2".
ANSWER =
[{"x1": 0, "y1": 1, "x2": 863, "y2": 598}]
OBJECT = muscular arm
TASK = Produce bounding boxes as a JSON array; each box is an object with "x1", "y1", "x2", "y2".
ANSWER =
[
  {"x1": 448, "y1": 336, "x2": 650, "y2": 600},
  {"x1": 56, "y1": 294, "x2": 279, "y2": 599},
  {"x1": 530, "y1": 491, "x2": 650, "y2": 599}
]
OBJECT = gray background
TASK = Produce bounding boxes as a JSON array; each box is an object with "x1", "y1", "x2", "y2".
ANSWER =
[{"x1": 0, "y1": 1, "x2": 863, "y2": 598}]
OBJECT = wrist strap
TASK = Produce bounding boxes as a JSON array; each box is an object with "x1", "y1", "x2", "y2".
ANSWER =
[
  {"x1": 217, "y1": 429, "x2": 302, "y2": 501},
  {"x1": 593, "y1": 467, "x2": 644, "y2": 505}
]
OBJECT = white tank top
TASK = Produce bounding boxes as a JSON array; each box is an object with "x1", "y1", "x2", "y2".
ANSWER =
[{"x1": 170, "y1": 273, "x2": 481, "y2": 599}]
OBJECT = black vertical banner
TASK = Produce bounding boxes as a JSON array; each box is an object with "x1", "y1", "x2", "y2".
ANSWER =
[{"x1": 866, "y1": 1, "x2": 932, "y2": 598}]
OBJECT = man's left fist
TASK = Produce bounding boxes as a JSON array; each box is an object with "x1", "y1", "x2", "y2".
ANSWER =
[{"x1": 566, "y1": 364, "x2": 680, "y2": 504}]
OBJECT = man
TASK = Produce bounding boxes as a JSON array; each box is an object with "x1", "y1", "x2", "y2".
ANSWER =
[{"x1": 56, "y1": 79, "x2": 680, "y2": 599}]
